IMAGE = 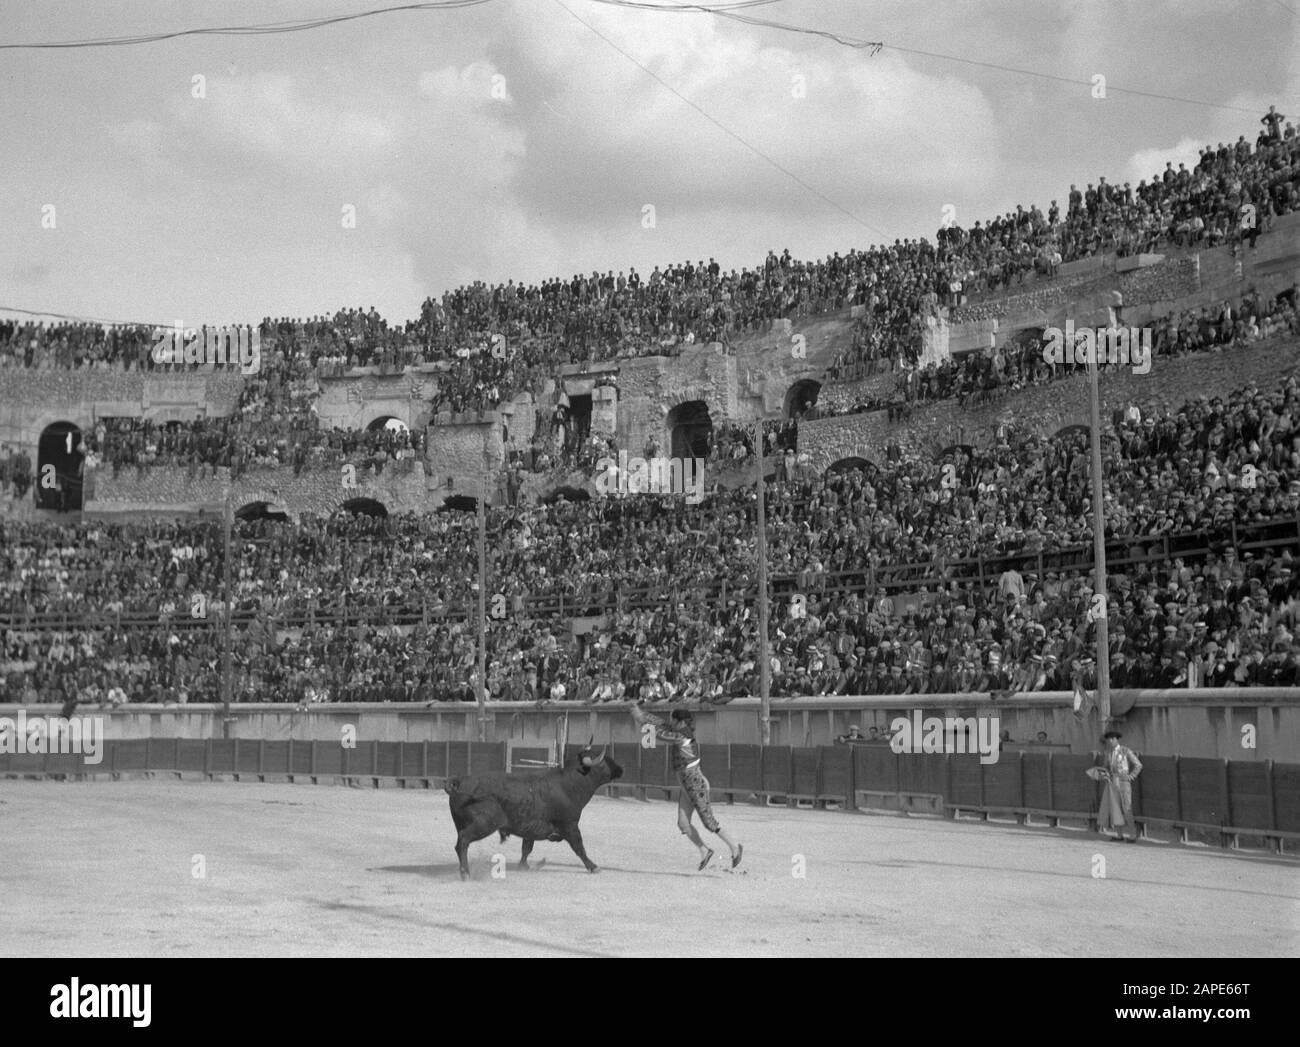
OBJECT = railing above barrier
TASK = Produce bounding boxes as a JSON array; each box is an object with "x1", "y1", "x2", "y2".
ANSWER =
[{"x1": 4, "y1": 687, "x2": 1297, "y2": 715}]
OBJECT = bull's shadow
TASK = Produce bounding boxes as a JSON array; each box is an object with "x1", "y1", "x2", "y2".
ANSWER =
[
  {"x1": 369, "y1": 862, "x2": 486, "y2": 881},
  {"x1": 369, "y1": 859, "x2": 589, "y2": 881},
  {"x1": 369, "y1": 860, "x2": 701, "y2": 880}
]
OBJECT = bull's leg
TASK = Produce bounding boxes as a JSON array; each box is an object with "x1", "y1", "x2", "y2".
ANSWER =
[
  {"x1": 454, "y1": 800, "x2": 506, "y2": 880},
  {"x1": 561, "y1": 823, "x2": 599, "y2": 873},
  {"x1": 519, "y1": 838, "x2": 535, "y2": 870}
]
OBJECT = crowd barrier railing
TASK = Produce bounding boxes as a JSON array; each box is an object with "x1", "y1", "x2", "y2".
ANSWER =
[
  {"x1": 4, "y1": 737, "x2": 1296, "y2": 853},
  {"x1": 5, "y1": 511, "x2": 1300, "y2": 630}
]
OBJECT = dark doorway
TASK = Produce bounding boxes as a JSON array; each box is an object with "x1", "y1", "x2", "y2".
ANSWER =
[
  {"x1": 568, "y1": 394, "x2": 592, "y2": 444},
  {"x1": 36, "y1": 422, "x2": 84, "y2": 511},
  {"x1": 367, "y1": 416, "x2": 409, "y2": 433},
  {"x1": 667, "y1": 401, "x2": 712, "y2": 460},
  {"x1": 543, "y1": 486, "x2": 591, "y2": 504},
  {"x1": 440, "y1": 495, "x2": 480, "y2": 513},
  {"x1": 784, "y1": 380, "x2": 821, "y2": 421},
  {"x1": 827, "y1": 456, "x2": 874, "y2": 476},
  {"x1": 235, "y1": 501, "x2": 289, "y2": 522},
  {"x1": 340, "y1": 497, "x2": 389, "y2": 518}
]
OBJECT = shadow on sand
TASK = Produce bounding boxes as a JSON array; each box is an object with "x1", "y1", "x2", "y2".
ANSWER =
[{"x1": 370, "y1": 860, "x2": 705, "y2": 881}]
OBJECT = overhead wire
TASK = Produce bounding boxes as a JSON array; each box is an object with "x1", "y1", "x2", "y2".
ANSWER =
[
  {"x1": 0, "y1": 0, "x2": 499, "y2": 50},
  {"x1": 1, "y1": 0, "x2": 1290, "y2": 322},
  {"x1": 552, "y1": 0, "x2": 890, "y2": 238},
  {"x1": 0, "y1": 305, "x2": 172, "y2": 329},
  {"x1": 591, "y1": 0, "x2": 1278, "y2": 115}
]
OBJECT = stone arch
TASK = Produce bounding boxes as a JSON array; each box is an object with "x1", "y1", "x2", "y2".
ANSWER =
[
  {"x1": 826, "y1": 455, "x2": 875, "y2": 476},
  {"x1": 783, "y1": 379, "x2": 821, "y2": 421},
  {"x1": 35, "y1": 420, "x2": 85, "y2": 511},
  {"x1": 1011, "y1": 325, "x2": 1047, "y2": 351},
  {"x1": 364, "y1": 411, "x2": 410, "y2": 433},
  {"x1": 665, "y1": 400, "x2": 712, "y2": 460},
  {"x1": 338, "y1": 497, "x2": 389, "y2": 517},
  {"x1": 542, "y1": 485, "x2": 590, "y2": 505},
  {"x1": 234, "y1": 500, "x2": 289, "y2": 522},
  {"x1": 32, "y1": 409, "x2": 92, "y2": 442}
]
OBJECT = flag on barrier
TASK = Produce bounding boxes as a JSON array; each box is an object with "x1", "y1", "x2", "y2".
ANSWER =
[{"x1": 1072, "y1": 680, "x2": 1095, "y2": 721}]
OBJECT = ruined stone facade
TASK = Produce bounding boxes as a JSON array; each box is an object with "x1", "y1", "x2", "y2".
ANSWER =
[{"x1": 2, "y1": 213, "x2": 1298, "y2": 519}]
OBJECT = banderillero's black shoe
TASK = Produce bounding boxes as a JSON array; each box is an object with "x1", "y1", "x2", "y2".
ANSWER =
[
  {"x1": 731, "y1": 844, "x2": 744, "y2": 869},
  {"x1": 698, "y1": 848, "x2": 715, "y2": 871}
]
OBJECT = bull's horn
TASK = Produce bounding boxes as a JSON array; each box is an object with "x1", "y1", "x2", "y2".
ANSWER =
[
  {"x1": 596, "y1": 746, "x2": 607, "y2": 762},
  {"x1": 587, "y1": 734, "x2": 594, "y2": 748}
]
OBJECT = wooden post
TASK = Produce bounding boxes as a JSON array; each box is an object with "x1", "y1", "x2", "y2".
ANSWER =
[
  {"x1": 476, "y1": 479, "x2": 488, "y2": 742},
  {"x1": 1045, "y1": 751, "x2": 1056, "y2": 826},
  {"x1": 755, "y1": 417, "x2": 771, "y2": 745},
  {"x1": 1219, "y1": 758, "x2": 1232, "y2": 848},
  {"x1": 1084, "y1": 334, "x2": 1111, "y2": 723}
]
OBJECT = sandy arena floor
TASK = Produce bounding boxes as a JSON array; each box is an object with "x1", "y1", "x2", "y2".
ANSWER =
[{"x1": 1, "y1": 778, "x2": 1296, "y2": 957}]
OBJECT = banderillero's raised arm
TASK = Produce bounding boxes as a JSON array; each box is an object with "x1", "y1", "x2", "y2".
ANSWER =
[{"x1": 628, "y1": 701, "x2": 661, "y2": 726}]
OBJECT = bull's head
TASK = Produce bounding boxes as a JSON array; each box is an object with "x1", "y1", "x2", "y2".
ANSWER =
[{"x1": 577, "y1": 740, "x2": 623, "y2": 784}]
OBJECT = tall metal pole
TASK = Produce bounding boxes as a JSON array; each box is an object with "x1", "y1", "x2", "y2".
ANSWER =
[
  {"x1": 1085, "y1": 323, "x2": 1112, "y2": 721},
  {"x1": 476, "y1": 473, "x2": 488, "y2": 742},
  {"x1": 221, "y1": 483, "x2": 234, "y2": 739},
  {"x1": 754, "y1": 418, "x2": 771, "y2": 744}
]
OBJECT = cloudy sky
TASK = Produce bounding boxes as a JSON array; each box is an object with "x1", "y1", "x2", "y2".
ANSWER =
[{"x1": 1, "y1": 0, "x2": 1298, "y2": 329}]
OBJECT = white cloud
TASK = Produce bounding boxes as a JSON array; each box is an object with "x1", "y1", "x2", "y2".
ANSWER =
[
  {"x1": 507, "y1": 4, "x2": 1000, "y2": 237},
  {"x1": 1124, "y1": 137, "x2": 1210, "y2": 186}
]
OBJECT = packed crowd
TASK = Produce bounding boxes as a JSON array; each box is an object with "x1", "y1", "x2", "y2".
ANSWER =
[
  {"x1": 3, "y1": 110, "x2": 1294, "y2": 410},
  {"x1": 817, "y1": 285, "x2": 1300, "y2": 421},
  {"x1": 10, "y1": 345, "x2": 426, "y2": 486},
  {"x1": 86, "y1": 414, "x2": 423, "y2": 480},
  {"x1": 945, "y1": 286, "x2": 1300, "y2": 407},
  {"x1": 20, "y1": 279, "x2": 1287, "y2": 502},
  {"x1": 707, "y1": 420, "x2": 798, "y2": 465},
  {"x1": 3, "y1": 110, "x2": 1299, "y2": 697},
  {"x1": 0, "y1": 446, "x2": 34, "y2": 501},
  {"x1": 4, "y1": 363, "x2": 1300, "y2": 703}
]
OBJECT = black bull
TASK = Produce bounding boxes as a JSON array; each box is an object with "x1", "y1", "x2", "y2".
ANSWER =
[{"x1": 445, "y1": 745, "x2": 623, "y2": 879}]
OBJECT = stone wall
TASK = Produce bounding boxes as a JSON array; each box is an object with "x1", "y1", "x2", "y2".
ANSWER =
[
  {"x1": 315, "y1": 369, "x2": 436, "y2": 432},
  {"x1": 952, "y1": 256, "x2": 1201, "y2": 333},
  {"x1": 557, "y1": 312, "x2": 857, "y2": 461},
  {"x1": 952, "y1": 210, "x2": 1300, "y2": 338},
  {"x1": 803, "y1": 335, "x2": 1300, "y2": 468},
  {"x1": 424, "y1": 413, "x2": 504, "y2": 504},
  {"x1": 74, "y1": 329, "x2": 1299, "y2": 516},
  {"x1": 6, "y1": 212, "x2": 1299, "y2": 519},
  {"x1": 88, "y1": 458, "x2": 432, "y2": 518},
  {"x1": 0, "y1": 369, "x2": 243, "y2": 452}
]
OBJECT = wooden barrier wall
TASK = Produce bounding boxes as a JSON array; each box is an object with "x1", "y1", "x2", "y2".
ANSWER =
[
  {"x1": 5, "y1": 738, "x2": 1297, "y2": 849},
  {"x1": 5, "y1": 689, "x2": 1296, "y2": 760}
]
